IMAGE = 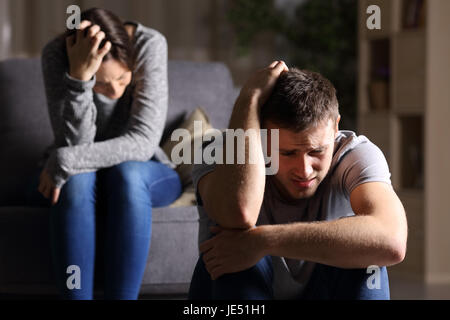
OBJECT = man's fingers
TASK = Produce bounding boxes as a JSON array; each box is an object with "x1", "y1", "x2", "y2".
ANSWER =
[
  {"x1": 271, "y1": 60, "x2": 289, "y2": 74},
  {"x1": 210, "y1": 265, "x2": 225, "y2": 280},
  {"x1": 199, "y1": 238, "x2": 214, "y2": 253},
  {"x1": 209, "y1": 226, "x2": 223, "y2": 234},
  {"x1": 269, "y1": 61, "x2": 279, "y2": 68},
  {"x1": 205, "y1": 260, "x2": 222, "y2": 279}
]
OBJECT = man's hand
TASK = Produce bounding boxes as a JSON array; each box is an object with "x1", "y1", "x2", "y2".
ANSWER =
[
  {"x1": 66, "y1": 20, "x2": 112, "y2": 81},
  {"x1": 236, "y1": 60, "x2": 289, "y2": 111},
  {"x1": 199, "y1": 226, "x2": 267, "y2": 280},
  {"x1": 38, "y1": 168, "x2": 61, "y2": 206}
]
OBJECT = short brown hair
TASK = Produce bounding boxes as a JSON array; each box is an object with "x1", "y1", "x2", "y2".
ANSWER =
[{"x1": 260, "y1": 68, "x2": 340, "y2": 131}]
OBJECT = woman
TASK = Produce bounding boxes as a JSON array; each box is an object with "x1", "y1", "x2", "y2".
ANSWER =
[{"x1": 29, "y1": 8, "x2": 182, "y2": 299}]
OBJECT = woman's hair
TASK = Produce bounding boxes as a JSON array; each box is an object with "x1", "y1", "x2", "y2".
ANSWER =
[
  {"x1": 64, "y1": 7, "x2": 134, "y2": 70},
  {"x1": 260, "y1": 68, "x2": 340, "y2": 132}
]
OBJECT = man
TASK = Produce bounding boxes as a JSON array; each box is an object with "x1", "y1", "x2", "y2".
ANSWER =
[{"x1": 188, "y1": 61, "x2": 407, "y2": 300}]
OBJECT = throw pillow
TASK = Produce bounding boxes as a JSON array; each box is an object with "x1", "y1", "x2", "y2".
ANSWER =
[{"x1": 162, "y1": 107, "x2": 213, "y2": 187}]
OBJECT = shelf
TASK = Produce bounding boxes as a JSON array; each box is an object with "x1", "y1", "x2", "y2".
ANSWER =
[
  {"x1": 397, "y1": 115, "x2": 424, "y2": 190},
  {"x1": 358, "y1": 0, "x2": 450, "y2": 287},
  {"x1": 401, "y1": 0, "x2": 427, "y2": 31},
  {"x1": 392, "y1": 30, "x2": 425, "y2": 113},
  {"x1": 368, "y1": 38, "x2": 391, "y2": 112}
]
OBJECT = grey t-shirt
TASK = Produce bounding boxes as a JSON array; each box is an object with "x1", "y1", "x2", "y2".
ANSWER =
[
  {"x1": 40, "y1": 22, "x2": 173, "y2": 188},
  {"x1": 191, "y1": 130, "x2": 392, "y2": 299}
]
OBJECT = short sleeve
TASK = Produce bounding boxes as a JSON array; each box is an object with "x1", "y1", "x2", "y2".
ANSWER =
[
  {"x1": 337, "y1": 140, "x2": 392, "y2": 198},
  {"x1": 191, "y1": 141, "x2": 217, "y2": 206}
]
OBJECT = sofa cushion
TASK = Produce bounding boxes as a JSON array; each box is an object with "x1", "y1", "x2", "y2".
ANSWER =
[{"x1": 162, "y1": 107, "x2": 213, "y2": 187}]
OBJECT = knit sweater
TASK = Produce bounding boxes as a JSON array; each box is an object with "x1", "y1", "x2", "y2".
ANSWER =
[{"x1": 40, "y1": 22, "x2": 173, "y2": 188}]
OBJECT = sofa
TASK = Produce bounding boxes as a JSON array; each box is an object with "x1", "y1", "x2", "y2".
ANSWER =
[{"x1": 0, "y1": 58, "x2": 237, "y2": 298}]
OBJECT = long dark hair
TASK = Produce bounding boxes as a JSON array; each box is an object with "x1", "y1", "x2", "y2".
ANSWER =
[{"x1": 64, "y1": 8, "x2": 134, "y2": 70}]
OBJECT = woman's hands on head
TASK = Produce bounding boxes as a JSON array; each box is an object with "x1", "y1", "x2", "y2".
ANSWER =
[{"x1": 66, "y1": 20, "x2": 112, "y2": 81}]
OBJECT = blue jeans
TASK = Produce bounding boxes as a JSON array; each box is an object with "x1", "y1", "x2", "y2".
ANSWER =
[
  {"x1": 188, "y1": 254, "x2": 390, "y2": 300},
  {"x1": 26, "y1": 160, "x2": 182, "y2": 300}
]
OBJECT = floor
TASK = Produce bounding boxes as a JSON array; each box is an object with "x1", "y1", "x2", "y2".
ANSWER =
[
  {"x1": 390, "y1": 277, "x2": 450, "y2": 300},
  {"x1": 2, "y1": 280, "x2": 450, "y2": 300}
]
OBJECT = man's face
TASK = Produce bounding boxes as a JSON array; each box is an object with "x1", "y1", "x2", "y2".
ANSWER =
[{"x1": 266, "y1": 117, "x2": 340, "y2": 201}]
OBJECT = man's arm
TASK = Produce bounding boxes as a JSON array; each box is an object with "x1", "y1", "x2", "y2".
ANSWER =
[
  {"x1": 260, "y1": 182, "x2": 407, "y2": 268},
  {"x1": 200, "y1": 182, "x2": 408, "y2": 279},
  {"x1": 197, "y1": 61, "x2": 289, "y2": 229}
]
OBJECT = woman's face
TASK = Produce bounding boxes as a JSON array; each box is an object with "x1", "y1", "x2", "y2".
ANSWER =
[{"x1": 93, "y1": 59, "x2": 132, "y2": 100}]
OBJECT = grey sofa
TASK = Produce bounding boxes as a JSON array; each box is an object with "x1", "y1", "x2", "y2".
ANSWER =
[{"x1": 0, "y1": 58, "x2": 236, "y2": 298}]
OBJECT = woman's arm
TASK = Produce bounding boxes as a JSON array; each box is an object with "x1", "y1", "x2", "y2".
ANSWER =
[
  {"x1": 46, "y1": 30, "x2": 169, "y2": 188},
  {"x1": 41, "y1": 37, "x2": 98, "y2": 148}
]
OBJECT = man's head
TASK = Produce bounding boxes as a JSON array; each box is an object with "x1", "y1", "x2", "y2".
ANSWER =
[{"x1": 261, "y1": 68, "x2": 341, "y2": 201}]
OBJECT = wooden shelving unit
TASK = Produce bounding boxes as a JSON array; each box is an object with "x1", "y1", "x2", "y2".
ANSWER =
[{"x1": 358, "y1": 0, "x2": 450, "y2": 285}]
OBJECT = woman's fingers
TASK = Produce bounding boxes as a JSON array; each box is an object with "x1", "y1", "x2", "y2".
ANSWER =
[
  {"x1": 65, "y1": 33, "x2": 75, "y2": 49},
  {"x1": 97, "y1": 41, "x2": 112, "y2": 58},
  {"x1": 40, "y1": 183, "x2": 49, "y2": 199},
  {"x1": 87, "y1": 24, "x2": 101, "y2": 39},
  {"x1": 91, "y1": 31, "x2": 106, "y2": 53},
  {"x1": 37, "y1": 180, "x2": 44, "y2": 196},
  {"x1": 75, "y1": 20, "x2": 92, "y2": 44},
  {"x1": 51, "y1": 188, "x2": 61, "y2": 206}
]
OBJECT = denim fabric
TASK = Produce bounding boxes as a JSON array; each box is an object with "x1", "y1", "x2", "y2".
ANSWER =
[
  {"x1": 26, "y1": 160, "x2": 182, "y2": 300},
  {"x1": 189, "y1": 254, "x2": 390, "y2": 300}
]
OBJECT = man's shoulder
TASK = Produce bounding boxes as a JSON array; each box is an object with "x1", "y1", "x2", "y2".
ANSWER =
[
  {"x1": 332, "y1": 130, "x2": 384, "y2": 167},
  {"x1": 331, "y1": 130, "x2": 391, "y2": 195}
]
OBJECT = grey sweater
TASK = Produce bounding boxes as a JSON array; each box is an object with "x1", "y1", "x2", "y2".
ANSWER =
[{"x1": 41, "y1": 22, "x2": 173, "y2": 188}]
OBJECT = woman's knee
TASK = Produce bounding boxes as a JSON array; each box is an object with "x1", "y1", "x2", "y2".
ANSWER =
[
  {"x1": 106, "y1": 161, "x2": 146, "y2": 190},
  {"x1": 58, "y1": 172, "x2": 97, "y2": 207}
]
